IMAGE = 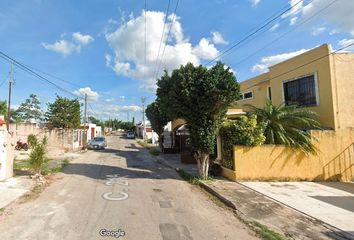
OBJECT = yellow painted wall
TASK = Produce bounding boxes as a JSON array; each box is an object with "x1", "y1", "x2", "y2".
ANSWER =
[
  {"x1": 235, "y1": 44, "x2": 354, "y2": 130},
  {"x1": 330, "y1": 53, "x2": 354, "y2": 129},
  {"x1": 221, "y1": 129, "x2": 354, "y2": 182}
]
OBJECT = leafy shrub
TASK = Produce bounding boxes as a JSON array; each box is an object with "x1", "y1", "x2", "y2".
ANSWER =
[
  {"x1": 27, "y1": 134, "x2": 38, "y2": 148},
  {"x1": 219, "y1": 115, "x2": 265, "y2": 169},
  {"x1": 28, "y1": 136, "x2": 48, "y2": 175},
  {"x1": 147, "y1": 138, "x2": 152, "y2": 144}
]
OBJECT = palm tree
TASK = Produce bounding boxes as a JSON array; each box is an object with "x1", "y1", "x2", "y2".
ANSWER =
[{"x1": 245, "y1": 100, "x2": 320, "y2": 154}]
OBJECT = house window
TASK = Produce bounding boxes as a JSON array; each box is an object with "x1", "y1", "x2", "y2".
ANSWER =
[
  {"x1": 239, "y1": 94, "x2": 243, "y2": 100},
  {"x1": 267, "y1": 86, "x2": 272, "y2": 100},
  {"x1": 243, "y1": 91, "x2": 253, "y2": 99},
  {"x1": 283, "y1": 74, "x2": 317, "y2": 106}
]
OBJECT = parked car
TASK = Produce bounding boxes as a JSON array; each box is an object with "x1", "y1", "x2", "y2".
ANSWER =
[
  {"x1": 126, "y1": 131, "x2": 135, "y2": 139},
  {"x1": 88, "y1": 137, "x2": 107, "y2": 150}
]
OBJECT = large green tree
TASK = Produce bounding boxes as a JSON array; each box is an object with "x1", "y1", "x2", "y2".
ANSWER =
[
  {"x1": 157, "y1": 62, "x2": 240, "y2": 178},
  {"x1": 16, "y1": 94, "x2": 43, "y2": 121},
  {"x1": 145, "y1": 101, "x2": 168, "y2": 149},
  {"x1": 45, "y1": 96, "x2": 81, "y2": 129},
  {"x1": 246, "y1": 100, "x2": 320, "y2": 154}
]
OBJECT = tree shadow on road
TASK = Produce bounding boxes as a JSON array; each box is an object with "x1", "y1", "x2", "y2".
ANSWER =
[{"x1": 62, "y1": 143, "x2": 180, "y2": 181}]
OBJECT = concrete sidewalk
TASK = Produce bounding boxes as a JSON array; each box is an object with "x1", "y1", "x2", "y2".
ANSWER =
[
  {"x1": 156, "y1": 153, "x2": 353, "y2": 240},
  {"x1": 242, "y1": 182, "x2": 354, "y2": 236},
  {"x1": 0, "y1": 177, "x2": 33, "y2": 209}
]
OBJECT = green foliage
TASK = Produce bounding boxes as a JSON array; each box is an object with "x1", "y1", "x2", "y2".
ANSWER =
[
  {"x1": 120, "y1": 121, "x2": 135, "y2": 131},
  {"x1": 104, "y1": 118, "x2": 122, "y2": 130},
  {"x1": 45, "y1": 96, "x2": 81, "y2": 129},
  {"x1": 145, "y1": 101, "x2": 168, "y2": 139},
  {"x1": 219, "y1": 115, "x2": 266, "y2": 169},
  {"x1": 156, "y1": 62, "x2": 240, "y2": 178},
  {"x1": 149, "y1": 148, "x2": 160, "y2": 156},
  {"x1": 27, "y1": 134, "x2": 38, "y2": 148},
  {"x1": 0, "y1": 100, "x2": 7, "y2": 116},
  {"x1": 16, "y1": 94, "x2": 43, "y2": 121},
  {"x1": 247, "y1": 100, "x2": 320, "y2": 154},
  {"x1": 28, "y1": 136, "x2": 48, "y2": 175}
]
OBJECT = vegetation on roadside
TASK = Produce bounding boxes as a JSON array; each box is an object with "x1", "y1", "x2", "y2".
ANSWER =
[
  {"x1": 156, "y1": 62, "x2": 240, "y2": 179},
  {"x1": 250, "y1": 221, "x2": 285, "y2": 240},
  {"x1": 145, "y1": 102, "x2": 168, "y2": 150},
  {"x1": 28, "y1": 136, "x2": 48, "y2": 175},
  {"x1": 246, "y1": 100, "x2": 321, "y2": 154},
  {"x1": 27, "y1": 134, "x2": 38, "y2": 148},
  {"x1": 219, "y1": 115, "x2": 266, "y2": 169},
  {"x1": 45, "y1": 96, "x2": 81, "y2": 129},
  {"x1": 176, "y1": 169, "x2": 213, "y2": 185},
  {"x1": 137, "y1": 140, "x2": 161, "y2": 156}
]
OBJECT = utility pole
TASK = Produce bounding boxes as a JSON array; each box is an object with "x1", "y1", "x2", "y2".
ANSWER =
[
  {"x1": 84, "y1": 93, "x2": 88, "y2": 146},
  {"x1": 7, "y1": 62, "x2": 14, "y2": 132},
  {"x1": 141, "y1": 97, "x2": 146, "y2": 141}
]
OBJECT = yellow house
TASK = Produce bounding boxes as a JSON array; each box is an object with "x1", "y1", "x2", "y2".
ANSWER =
[
  {"x1": 219, "y1": 44, "x2": 354, "y2": 182},
  {"x1": 237, "y1": 43, "x2": 354, "y2": 130}
]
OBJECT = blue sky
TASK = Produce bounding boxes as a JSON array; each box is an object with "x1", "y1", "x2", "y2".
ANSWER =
[{"x1": 0, "y1": 0, "x2": 353, "y2": 121}]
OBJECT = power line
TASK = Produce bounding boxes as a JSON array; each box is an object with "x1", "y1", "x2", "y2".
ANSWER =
[
  {"x1": 241, "y1": 42, "x2": 354, "y2": 92},
  {"x1": 153, "y1": 0, "x2": 171, "y2": 80},
  {"x1": 0, "y1": 51, "x2": 83, "y2": 99},
  {"x1": 155, "y1": 0, "x2": 180, "y2": 77},
  {"x1": 205, "y1": 0, "x2": 306, "y2": 65},
  {"x1": 230, "y1": 0, "x2": 339, "y2": 67}
]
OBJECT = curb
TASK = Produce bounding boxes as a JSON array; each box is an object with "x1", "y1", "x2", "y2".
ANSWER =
[{"x1": 198, "y1": 181, "x2": 237, "y2": 210}]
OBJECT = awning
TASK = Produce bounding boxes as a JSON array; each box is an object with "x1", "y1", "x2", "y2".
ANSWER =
[{"x1": 176, "y1": 124, "x2": 189, "y2": 135}]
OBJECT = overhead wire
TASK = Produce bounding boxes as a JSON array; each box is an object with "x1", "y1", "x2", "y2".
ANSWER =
[
  {"x1": 155, "y1": 0, "x2": 180, "y2": 77},
  {"x1": 153, "y1": 0, "x2": 171, "y2": 80},
  {"x1": 240, "y1": 42, "x2": 354, "y2": 92},
  {"x1": 230, "y1": 0, "x2": 339, "y2": 67},
  {"x1": 205, "y1": 0, "x2": 306, "y2": 65}
]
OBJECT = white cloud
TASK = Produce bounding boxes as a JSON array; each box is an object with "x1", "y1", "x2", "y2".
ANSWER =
[
  {"x1": 249, "y1": 0, "x2": 261, "y2": 7},
  {"x1": 42, "y1": 32, "x2": 94, "y2": 56},
  {"x1": 72, "y1": 32, "x2": 94, "y2": 45},
  {"x1": 73, "y1": 87, "x2": 99, "y2": 101},
  {"x1": 311, "y1": 26, "x2": 326, "y2": 36},
  {"x1": 290, "y1": 17, "x2": 298, "y2": 26},
  {"x1": 42, "y1": 40, "x2": 78, "y2": 57},
  {"x1": 282, "y1": 0, "x2": 304, "y2": 20},
  {"x1": 337, "y1": 38, "x2": 354, "y2": 51},
  {"x1": 192, "y1": 38, "x2": 219, "y2": 60},
  {"x1": 284, "y1": 0, "x2": 354, "y2": 36},
  {"x1": 252, "y1": 48, "x2": 311, "y2": 73},
  {"x1": 105, "y1": 10, "x2": 221, "y2": 92},
  {"x1": 269, "y1": 23, "x2": 280, "y2": 32},
  {"x1": 211, "y1": 31, "x2": 228, "y2": 45}
]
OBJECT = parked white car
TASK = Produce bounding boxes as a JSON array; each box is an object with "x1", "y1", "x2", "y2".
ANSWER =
[{"x1": 88, "y1": 137, "x2": 107, "y2": 150}]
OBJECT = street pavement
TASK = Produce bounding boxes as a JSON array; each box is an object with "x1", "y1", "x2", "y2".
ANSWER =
[{"x1": 0, "y1": 134, "x2": 257, "y2": 240}]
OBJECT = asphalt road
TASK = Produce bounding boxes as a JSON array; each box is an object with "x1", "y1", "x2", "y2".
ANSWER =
[{"x1": 0, "y1": 134, "x2": 257, "y2": 240}]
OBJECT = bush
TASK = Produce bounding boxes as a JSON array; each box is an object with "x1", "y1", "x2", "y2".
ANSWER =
[
  {"x1": 27, "y1": 134, "x2": 38, "y2": 148},
  {"x1": 219, "y1": 115, "x2": 265, "y2": 169},
  {"x1": 28, "y1": 136, "x2": 48, "y2": 175}
]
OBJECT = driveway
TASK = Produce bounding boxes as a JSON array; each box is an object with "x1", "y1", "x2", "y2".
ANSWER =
[{"x1": 242, "y1": 182, "x2": 354, "y2": 237}]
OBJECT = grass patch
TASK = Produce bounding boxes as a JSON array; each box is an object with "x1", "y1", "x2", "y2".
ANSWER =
[
  {"x1": 249, "y1": 221, "x2": 285, "y2": 240},
  {"x1": 137, "y1": 140, "x2": 151, "y2": 149},
  {"x1": 176, "y1": 169, "x2": 213, "y2": 185},
  {"x1": 43, "y1": 159, "x2": 70, "y2": 175},
  {"x1": 0, "y1": 208, "x2": 5, "y2": 213},
  {"x1": 149, "y1": 148, "x2": 160, "y2": 156}
]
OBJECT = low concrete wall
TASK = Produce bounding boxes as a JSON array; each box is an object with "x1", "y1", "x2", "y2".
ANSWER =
[{"x1": 222, "y1": 129, "x2": 354, "y2": 182}]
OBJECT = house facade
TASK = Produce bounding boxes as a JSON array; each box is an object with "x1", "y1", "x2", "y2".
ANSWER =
[
  {"x1": 236, "y1": 44, "x2": 354, "y2": 130},
  {"x1": 219, "y1": 43, "x2": 354, "y2": 181}
]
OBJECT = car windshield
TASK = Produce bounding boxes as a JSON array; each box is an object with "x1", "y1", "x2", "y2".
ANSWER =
[{"x1": 93, "y1": 137, "x2": 105, "y2": 141}]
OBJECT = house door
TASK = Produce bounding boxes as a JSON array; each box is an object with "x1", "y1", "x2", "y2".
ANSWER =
[{"x1": 91, "y1": 127, "x2": 95, "y2": 139}]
